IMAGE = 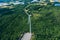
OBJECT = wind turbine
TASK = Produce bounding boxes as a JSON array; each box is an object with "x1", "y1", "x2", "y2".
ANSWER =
[
  {"x1": 28, "y1": 14, "x2": 32, "y2": 33},
  {"x1": 20, "y1": 5, "x2": 32, "y2": 40}
]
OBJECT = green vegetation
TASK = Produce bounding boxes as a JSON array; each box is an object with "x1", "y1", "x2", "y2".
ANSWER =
[{"x1": 0, "y1": 4, "x2": 60, "y2": 40}]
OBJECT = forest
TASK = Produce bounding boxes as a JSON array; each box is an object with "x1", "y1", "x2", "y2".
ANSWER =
[{"x1": 0, "y1": 4, "x2": 60, "y2": 40}]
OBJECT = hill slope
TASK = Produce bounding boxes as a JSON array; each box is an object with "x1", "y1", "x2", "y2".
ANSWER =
[{"x1": 0, "y1": 5, "x2": 60, "y2": 40}]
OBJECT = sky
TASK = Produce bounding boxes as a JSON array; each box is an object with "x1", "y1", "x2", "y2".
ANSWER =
[
  {"x1": 0, "y1": 0, "x2": 59, "y2": 2},
  {"x1": 55, "y1": 0, "x2": 58, "y2": 2}
]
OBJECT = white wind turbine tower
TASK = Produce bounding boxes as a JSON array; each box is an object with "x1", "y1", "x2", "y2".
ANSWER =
[{"x1": 20, "y1": 5, "x2": 32, "y2": 40}]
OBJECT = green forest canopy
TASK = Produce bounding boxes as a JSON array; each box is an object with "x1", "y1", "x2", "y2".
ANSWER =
[{"x1": 0, "y1": 5, "x2": 60, "y2": 40}]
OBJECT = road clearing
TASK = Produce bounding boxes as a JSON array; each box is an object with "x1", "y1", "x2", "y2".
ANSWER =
[{"x1": 21, "y1": 33, "x2": 32, "y2": 40}]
